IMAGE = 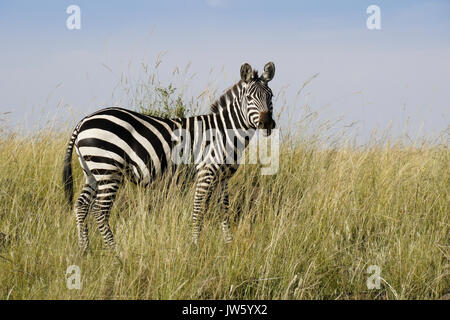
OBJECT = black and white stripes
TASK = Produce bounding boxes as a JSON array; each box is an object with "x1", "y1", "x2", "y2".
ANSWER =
[{"x1": 63, "y1": 62, "x2": 276, "y2": 250}]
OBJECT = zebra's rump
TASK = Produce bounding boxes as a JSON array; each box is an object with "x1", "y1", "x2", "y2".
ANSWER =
[{"x1": 75, "y1": 107, "x2": 176, "y2": 185}]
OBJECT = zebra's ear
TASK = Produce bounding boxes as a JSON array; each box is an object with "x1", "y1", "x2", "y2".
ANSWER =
[
  {"x1": 240, "y1": 63, "x2": 253, "y2": 82},
  {"x1": 261, "y1": 61, "x2": 275, "y2": 83}
]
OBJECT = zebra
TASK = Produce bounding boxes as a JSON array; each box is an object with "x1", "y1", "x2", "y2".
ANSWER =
[{"x1": 62, "y1": 62, "x2": 276, "y2": 251}]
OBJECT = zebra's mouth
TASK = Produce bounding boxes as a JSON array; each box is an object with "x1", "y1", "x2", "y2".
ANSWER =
[
  {"x1": 262, "y1": 128, "x2": 272, "y2": 137},
  {"x1": 258, "y1": 117, "x2": 276, "y2": 137}
]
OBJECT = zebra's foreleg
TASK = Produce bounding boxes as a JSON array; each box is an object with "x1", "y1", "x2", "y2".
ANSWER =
[
  {"x1": 219, "y1": 180, "x2": 232, "y2": 244},
  {"x1": 192, "y1": 168, "x2": 216, "y2": 245}
]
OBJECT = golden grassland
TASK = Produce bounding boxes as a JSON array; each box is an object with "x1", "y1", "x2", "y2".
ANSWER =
[{"x1": 0, "y1": 129, "x2": 448, "y2": 299}]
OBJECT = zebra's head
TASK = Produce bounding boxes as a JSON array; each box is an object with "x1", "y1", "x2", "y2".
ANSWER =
[{"x1": 240, "y1": 62, "x2": 276, "y2": 135}]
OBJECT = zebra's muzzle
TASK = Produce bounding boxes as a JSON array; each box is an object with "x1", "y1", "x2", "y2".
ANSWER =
[{"x1": 258, "y1": 111, "x2": 276, "y2": 136}]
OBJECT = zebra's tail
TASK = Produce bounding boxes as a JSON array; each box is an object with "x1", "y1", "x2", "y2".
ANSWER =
[{"x1": 63, "y1": 124, "x2": 81, "y2": 208}]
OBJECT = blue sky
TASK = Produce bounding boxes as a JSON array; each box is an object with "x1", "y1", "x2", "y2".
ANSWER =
[{"x1": 0, "y1": 0, "x2": 449, "y2": 142}]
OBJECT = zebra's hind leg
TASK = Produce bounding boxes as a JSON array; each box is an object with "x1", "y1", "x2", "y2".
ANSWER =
[
  {"x1": 74, "y1": 183, "x2": 97, "y2": 253},
  {"x1": 91, "y1": 180, "x2": 120, "y2": 250}
]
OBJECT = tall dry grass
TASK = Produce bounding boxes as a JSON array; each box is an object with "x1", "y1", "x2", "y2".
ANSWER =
[{"x1": 0, "y1": 126, "x2": 448, "y2": 299}]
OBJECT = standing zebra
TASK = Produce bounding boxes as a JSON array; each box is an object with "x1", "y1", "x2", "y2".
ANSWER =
[{"x1": 63, "y1": 62, "x2": 276, "y2": 251}]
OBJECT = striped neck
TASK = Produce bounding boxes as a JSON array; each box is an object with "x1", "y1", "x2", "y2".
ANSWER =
[{"x1": 210, "y1": 80, "x2": 250, "y2": 128}]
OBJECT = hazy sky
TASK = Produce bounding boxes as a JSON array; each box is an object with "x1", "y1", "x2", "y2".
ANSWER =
[{"x1": 0, "y1": 0, "x2": 449, "y2": 142}]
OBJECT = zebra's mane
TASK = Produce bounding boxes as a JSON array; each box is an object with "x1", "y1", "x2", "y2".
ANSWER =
[{"x1": 210, "y1": 70, "x2": 259, "y2": 114}]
